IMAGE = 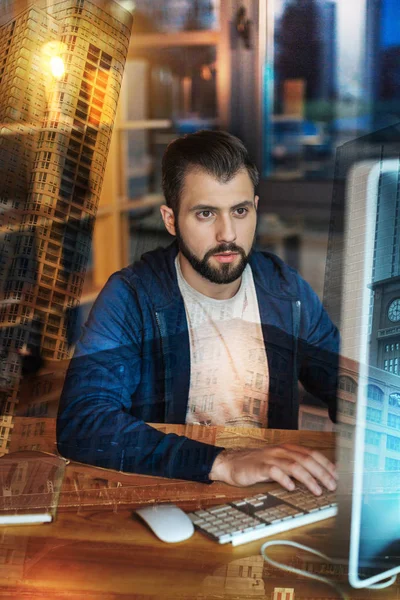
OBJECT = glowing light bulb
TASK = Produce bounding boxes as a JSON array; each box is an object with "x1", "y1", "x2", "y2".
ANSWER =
[{"x1": 50, "y1": 56, "x2": 65, "y2": 79}]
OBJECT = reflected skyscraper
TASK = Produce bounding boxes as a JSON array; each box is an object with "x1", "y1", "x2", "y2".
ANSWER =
[{"x1": 0, "y1": 0, "x2": 132, "y2": 454}]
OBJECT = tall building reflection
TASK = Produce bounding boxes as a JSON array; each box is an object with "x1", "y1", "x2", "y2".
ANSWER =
[{"x1": 0, "y1": 0, "x2": 132, "y2": 454}]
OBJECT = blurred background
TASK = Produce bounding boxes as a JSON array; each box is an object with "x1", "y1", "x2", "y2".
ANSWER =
[
  {"x1": 1, "y1": 0, "x2": 400, "y2": 454},
  {"x1": 88, "y1": 0, "x2": 400, "y2": 306},
  {"x1": 61, "y1": 0, "x2": 400, "y2": 439}
]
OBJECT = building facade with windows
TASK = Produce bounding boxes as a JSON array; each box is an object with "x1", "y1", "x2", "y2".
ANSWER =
[{"x1": 0, "y1": 0, "x2": 132, "y2": 454}]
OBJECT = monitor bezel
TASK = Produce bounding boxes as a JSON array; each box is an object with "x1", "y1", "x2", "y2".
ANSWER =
[{"x1": 342, "y1": 158, "x2": 400, "y2": 588}]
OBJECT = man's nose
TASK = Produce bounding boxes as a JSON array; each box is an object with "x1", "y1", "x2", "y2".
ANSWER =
[{"x1": 216, "y1": 216, "x2": 236, "y2": 243}]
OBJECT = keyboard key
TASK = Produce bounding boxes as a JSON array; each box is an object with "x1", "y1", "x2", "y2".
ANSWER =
[
  {"x1": 209, "y1": 505, "x2": 230, "y2": 514},
  {"x1": 203, "y1": 525, "x2": 218, "y2": 533}
]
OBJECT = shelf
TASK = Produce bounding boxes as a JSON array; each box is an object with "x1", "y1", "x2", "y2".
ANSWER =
[
  {"x1": 128, "y1": 30, "x2": 220, "y2": 52},
  {"x1": 119, "y1": 194, "x2": 164, "y2": 213},
  {"x1": 116, "y1": 119, "x2": 172, "y2": 131}
]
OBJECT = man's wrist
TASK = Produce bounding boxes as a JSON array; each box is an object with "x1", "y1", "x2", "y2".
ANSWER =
[{"x1": 209, "y1": 449, "x2": 228, "y2": 481}]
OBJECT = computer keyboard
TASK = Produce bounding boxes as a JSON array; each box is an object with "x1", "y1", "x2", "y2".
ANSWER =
[{"x1": 187, "y1": 484, "x2": 337, "y2": 546}]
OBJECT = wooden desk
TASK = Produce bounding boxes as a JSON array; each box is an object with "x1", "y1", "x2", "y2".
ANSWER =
[{"x1": 0, "y1": 427, "x2": 393, "y2": 599}]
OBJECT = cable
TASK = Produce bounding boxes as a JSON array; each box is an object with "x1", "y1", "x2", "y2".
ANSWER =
[
  {"x1": 260, "y1": 540, "x2": 397, "y2": 599},
  {"x1": 260, "y1": 540, "x2": 348, "y2": 600},
  {"x1": 368, "y1": 575, "x2": 397, "y2": 589}
]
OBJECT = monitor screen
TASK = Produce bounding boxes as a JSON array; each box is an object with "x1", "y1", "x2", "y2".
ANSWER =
[{"x1": 332, "y1": 156, "x2": 400, "y2": 588}]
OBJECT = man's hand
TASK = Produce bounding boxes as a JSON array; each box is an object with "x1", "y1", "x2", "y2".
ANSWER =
[{"x1": 209, "y1": 444, "x2": 337, "y2": 496}]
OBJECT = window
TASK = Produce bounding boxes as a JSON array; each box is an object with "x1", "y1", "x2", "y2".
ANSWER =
[
  {"x1": 386, "y1": 435, "x2": 400, "y2": 452},
  {"x1": 339, "y1": 376, "x2": 357, "y2": 395},
  {"x1": 255, "y1": 373, "x2": 264, "y2": 391},
  {"x1": 7, "y1": 304, "x2": 18, "y2": 323},
  {"x1": 301, "y1": 413, "x2": 327, "y2": 431},
  {"x1": 388, "y1": 413, "x2": 400, "y2": 430},
  {"x1": 386, "y1": 457, "x2": 400, "y2": 471},
  {"x1": 366, "y1": 384, "x2": 384, "y2": 403},
  {"x1": 40, "y1": 151, "x2": 51, "y2": 169},
  {"x1": 37, "y1": 172, "x2": 47, "y2": 184},
  {"x1": 365, "y1": 429, "x2": 381, "y2": 447},
  {"x1": 389, "y1": 393, "x2": 400, "y2": 408},
  {"x1": 49, "y1": 111, "x2": 60, "y2": 128},
  {"x1": 245, "y1": 371, "x2": 253, "y2": 387},
  {"x1": 338, "y1": 398, "x2": 355, "y2": 417},
  {"x1": 366, "y1": 407, "x2": 382, "y2": 424},
  {"x1": 253, "y1": 399, "x2": 261, "y2": 416},
  {"x1": 9, "y1": 362, "x2": 19, "y2": 374},
  {"x1": 364, "y1": 453, "x2": 379, "y2": 469}
]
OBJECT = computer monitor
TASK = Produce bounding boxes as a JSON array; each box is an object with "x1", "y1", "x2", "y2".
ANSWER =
[{"x1": 332, "y1": 157, "x2": 400, "y2": 588}]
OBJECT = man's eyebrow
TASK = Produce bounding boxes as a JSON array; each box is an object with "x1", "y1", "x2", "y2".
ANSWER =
[{"x1": 189, "y1": 200, "x2": 255, "y2": 212}]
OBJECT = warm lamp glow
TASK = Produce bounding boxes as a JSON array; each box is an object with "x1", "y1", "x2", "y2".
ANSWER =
[
  {"x1": 40, "y1": 41, "x2": 67, "y2": 90},
  {"x1": 50, "y1": 56, "x2": 65, "y2": 79}
]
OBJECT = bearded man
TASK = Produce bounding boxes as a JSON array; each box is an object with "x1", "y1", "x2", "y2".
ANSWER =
[{"x1": 57, "y1": 130, "x2": 339, "y2": 495}]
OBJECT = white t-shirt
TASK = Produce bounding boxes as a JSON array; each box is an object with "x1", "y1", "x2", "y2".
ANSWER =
[{"x1": 175, "y1": 256, "x2": 269, "y2": 428}]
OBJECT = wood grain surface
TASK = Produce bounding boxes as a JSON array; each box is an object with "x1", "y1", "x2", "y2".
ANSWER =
[{"x1": 0, "y1": 426, "x2": 395, "y2": 600}]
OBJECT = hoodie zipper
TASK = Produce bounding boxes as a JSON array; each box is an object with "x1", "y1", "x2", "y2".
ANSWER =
[
  {"x1": 155, "y1": 310, "x2": 170, "y2": 419},
  {"x1": 292, "y1": 299, "x2": 301, "y2": 429},
  {"x1": 155, "y1": 311, "x2": 165, "y2": 362}
]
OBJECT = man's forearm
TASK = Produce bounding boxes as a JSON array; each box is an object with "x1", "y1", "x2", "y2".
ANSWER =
[{"x1": 57, "y1": 404, "x2": 225, "y2": 482}]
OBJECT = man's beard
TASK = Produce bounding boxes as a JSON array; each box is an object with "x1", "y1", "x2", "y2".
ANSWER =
[{"x1": 175, "y1": 222, "x2": 252, "y2": 285}]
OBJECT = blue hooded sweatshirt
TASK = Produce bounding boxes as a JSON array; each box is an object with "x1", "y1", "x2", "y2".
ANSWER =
[{"x1": 57, "y1": 241, "x2": 339, "y2": 482}]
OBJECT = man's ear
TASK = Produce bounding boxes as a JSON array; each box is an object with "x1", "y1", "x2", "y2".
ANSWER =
[
  {"x1": 160, "y1": 205, "x2": 176, "y2": 236},
  {"x1": 254, "y1": 195, "x2": 259, "y2": 210}
]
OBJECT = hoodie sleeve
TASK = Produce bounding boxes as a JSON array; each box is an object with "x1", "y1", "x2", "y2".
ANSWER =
[
  {"x1": 296, "y1": 276, "x2": 340, "y2": 423},
  {"x1": 56, "y1": 272, "x2": 224, "y2": 482}
]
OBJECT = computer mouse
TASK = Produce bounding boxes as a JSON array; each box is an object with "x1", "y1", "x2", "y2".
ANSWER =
[{"x1": 135, "y1": 503, "x2": 195, "y2": 543}]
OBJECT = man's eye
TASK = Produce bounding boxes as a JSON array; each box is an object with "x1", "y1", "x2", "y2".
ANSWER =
[
  {"x1": 235, "y1": 207, "x2": 248, "y2": 217},
  {"x1": 197, "y1": 210, "x2": 213, "y2": 219}
]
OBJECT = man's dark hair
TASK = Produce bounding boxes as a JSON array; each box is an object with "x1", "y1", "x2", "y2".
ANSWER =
[{"x1": 161, "y1": 130, "x2": 259, "y2": 214}]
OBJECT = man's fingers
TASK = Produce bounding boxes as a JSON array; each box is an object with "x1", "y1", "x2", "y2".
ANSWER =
[
  {"x1": 261, "y1": 464, "x2": 295, "y2": 492},
  {"x1": 297, "y1": 454, "x2": 336, "y2": 492},
  {"x1": 279, "y1": 460, "x2": 323, "y2": 496},
  {"x1": 276, "y1": 445, "x2": 338, "y2": 488},
  {"x1": 260, "y1": 459, "x2": 321, "y2": 496},
  {"x1": 308, "y1": 449, "x2": 338, "y2": 481},
  {"x1": 282, "y1": 444, "x2": 337, "y2": 477}
]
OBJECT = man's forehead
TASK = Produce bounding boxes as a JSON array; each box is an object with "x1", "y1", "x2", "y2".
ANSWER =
[{"x1": 181, "y1": 168, "x2": 254, "y2": 207}]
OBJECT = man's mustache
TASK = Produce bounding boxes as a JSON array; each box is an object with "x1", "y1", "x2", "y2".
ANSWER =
[{"x1": 204, "y1": 244, "x2": 246, "y2": 260}]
